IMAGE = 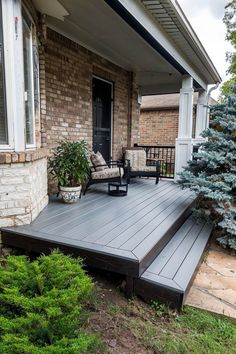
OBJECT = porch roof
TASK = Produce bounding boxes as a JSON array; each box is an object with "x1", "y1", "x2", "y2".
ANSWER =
[
  {"x1": 33, "y1": 0, "x2": 221, "y2": 94},
  {"x1": 141, "y1": 93, "x2": 217, "y2": 111}
]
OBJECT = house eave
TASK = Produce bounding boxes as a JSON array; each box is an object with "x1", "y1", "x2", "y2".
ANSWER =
[
  {"x1": 33, "y1": 0, "x2": 220, "y2": 94},
  {"x1": 108, "y1": 0, "x2": 221, "y2": 86},
  {"x1": 170, "y1": 0, "x2": 221, "y2": 83}
]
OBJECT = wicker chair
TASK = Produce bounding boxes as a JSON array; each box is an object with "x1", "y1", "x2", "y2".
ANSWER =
[
  {"x1": 124, "y1": 149, "x2": 160, "y2": 184},
  {"x1": 83, "y1": 151, "x2": 124, "y2": 195}
]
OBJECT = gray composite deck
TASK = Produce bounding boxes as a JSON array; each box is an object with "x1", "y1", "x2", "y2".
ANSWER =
[
  {"x1": 134, "y1": 216, "x2": 212, "y2": 308},
  {"x1": 2, "y1": 179, "x2": 196, "y2": 277}
]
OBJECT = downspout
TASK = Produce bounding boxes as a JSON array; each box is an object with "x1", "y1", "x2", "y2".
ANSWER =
[
  {"x1": 206, "y1": 82, "x2": 220, "y2": 128},
  {"x1": 207, "y1": 82, "x2": 220, "y2": 104}
]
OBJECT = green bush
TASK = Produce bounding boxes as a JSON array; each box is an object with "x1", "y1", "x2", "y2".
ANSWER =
[
  {"x1": 0, "y1": 251, "x2": 102, "y2": 354},
  {"x1": 49, "y1": 139, "x2": 90, "y2": 187},
  {"x1": 178, "y1": 87, "x2": 236, "y2": 250}
]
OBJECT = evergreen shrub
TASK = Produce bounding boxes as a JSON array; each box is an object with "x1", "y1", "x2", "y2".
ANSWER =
[
  {"x1": 0, "y1": 250, "x2": 102, "y2": 353},
  {"x1": 179, "y1": 88, "x2": 236, "y2": 250}
]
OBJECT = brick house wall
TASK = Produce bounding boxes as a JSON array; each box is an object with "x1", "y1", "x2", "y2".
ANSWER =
[
  {"x1": 140, "y1": 108, "x2": 179, "y2": 146},
  {"x1": 40, "y1": 28, "x2": 140, "y2": 192},
  {"x1": 139, "y1": 105, "x2": 197, "y2": 146},
  {"x1": 41, "y1": 28, "x2": 139, "y2": 157},
  {"x1": 0, "y1": 0, "x2": 141, "y2": 227}
]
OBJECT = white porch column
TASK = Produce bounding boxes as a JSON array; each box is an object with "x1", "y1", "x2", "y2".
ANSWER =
[
  {"x1": 174, "y1": 75, "x2": 194, "y2": 181},
  {"x1": 194, "y1": 90, "x2": 208, "y2": 144}
]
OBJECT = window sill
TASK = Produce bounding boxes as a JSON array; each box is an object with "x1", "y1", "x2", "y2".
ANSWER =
[{"x1": 0, "y1": 148, "x2": 48, "y2": 164}]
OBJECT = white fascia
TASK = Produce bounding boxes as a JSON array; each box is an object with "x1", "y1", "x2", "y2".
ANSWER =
[{"x1": 117, "y1": 0, "x2": 208, "y2": 90}]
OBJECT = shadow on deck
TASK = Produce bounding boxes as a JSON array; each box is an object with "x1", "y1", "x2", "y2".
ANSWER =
[{"x1": 1, "y1": 179, "x2": 212, "y2": 309}]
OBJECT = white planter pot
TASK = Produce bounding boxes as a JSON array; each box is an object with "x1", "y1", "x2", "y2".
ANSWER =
[{"x1": 59, "y1": 185, "x2": 81, "y2": 204}]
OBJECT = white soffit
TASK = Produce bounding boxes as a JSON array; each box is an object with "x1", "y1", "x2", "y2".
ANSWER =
[
  {"x1": 32, "y1": 0, "x2": 69, "y2": 21},
  {"x1": 140, "y1": 0, "x2": 221, "y2": 83}
]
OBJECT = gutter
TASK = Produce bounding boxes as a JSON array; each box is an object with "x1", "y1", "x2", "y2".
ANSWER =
[
  {"x1": 172, "y1": 0, "x2": 221, "y2": 83},
  {"x1": 105, "y1": 0, "x2": 220, "y2": 88}
]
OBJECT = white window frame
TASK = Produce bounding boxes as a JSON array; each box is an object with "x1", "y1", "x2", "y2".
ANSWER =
[
  {"x1": 0, "y1": 0, "x2": 38, "y2": 152},
  {"x1": 0, "y1": 0, "x2": 15, "y2": 150},
  {"x1": 22, "y1": 11, "x2": 36, "y2": 149}
]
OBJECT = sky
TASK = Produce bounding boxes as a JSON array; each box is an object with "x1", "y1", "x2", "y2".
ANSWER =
[{"x1": 177, "y1": 0, "x2": 232, "y2": 99}]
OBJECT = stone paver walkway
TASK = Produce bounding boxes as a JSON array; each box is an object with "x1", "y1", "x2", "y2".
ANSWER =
[{"x1": 186, "y1": 240, "x2": 236, "y2": 319}]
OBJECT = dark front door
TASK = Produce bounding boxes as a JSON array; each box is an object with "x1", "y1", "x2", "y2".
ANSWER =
[{"x1": 93, "y1": 77, "x2": 112, "y2": 161}]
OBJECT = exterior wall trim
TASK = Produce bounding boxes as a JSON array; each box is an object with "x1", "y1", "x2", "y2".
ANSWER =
[
  {"x1": 1, "y1": 0, "x2": 18, "y2": 150},
  {"x1": 105, "y1": 0, "x2": 187, "y2": 75},
  {"x1": 105, "y1": 0, "x2": 209, "y2": 90},
  {"x1": 0, "y1": 148, "x2": 48, "y2": 164},
  {"x1": 92, "y1": 75, "x2": 114, "y2": 158}
]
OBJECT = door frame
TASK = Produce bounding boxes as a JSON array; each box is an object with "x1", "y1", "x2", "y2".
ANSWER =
[{"x1": 92, "y1": 75, "x2": 113, "y2": 159}]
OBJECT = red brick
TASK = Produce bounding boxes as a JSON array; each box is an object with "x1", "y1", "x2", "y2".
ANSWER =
[{"x1": 40, "y1": 28, "x2": 140, "y2": 192}]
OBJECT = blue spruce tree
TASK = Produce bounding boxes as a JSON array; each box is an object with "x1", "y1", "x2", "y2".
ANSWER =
[{"x1": 179, "y1": 87, "x2": 236, "y2": 250}]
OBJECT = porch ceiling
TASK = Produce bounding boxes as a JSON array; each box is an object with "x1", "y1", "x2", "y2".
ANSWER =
[
  {"x1": 35, "y1": 0, "x2": 219, "y2": 94},
  {"x1": 40, "y1": 0, "x2": 183, "y2": 95}
]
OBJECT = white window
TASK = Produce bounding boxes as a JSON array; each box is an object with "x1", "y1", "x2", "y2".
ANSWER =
[
  {"x1": 22, "y1": 14, "x2": 35, "y2": 147},
  {"x1": 0, "y1": 1, "x2": 39, "y2": 151},
  {"x1": 0, "y1": 2, "x2": 8, "y2": 145}
]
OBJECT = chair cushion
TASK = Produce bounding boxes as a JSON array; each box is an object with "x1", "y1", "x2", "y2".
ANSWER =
[
  {"x1": 91, "y1": 167, "x2": 124, "y2": 180},
  {"x1": 90, "y1": 151, "x2": 108, "y2": 171},
  {"x1": 125, "y1": 149, "x2": 146, "y2": 171},
  {"x1": 133, "y1": 166, "x2": 157, "y2": 172}
]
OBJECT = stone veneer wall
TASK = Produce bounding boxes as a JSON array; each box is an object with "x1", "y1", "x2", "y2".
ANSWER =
[{"x1": 0, "y1": 151, "x2": 48, "y2": 228}]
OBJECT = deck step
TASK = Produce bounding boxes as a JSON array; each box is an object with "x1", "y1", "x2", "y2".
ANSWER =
[{"x1": 134, "y1": 215, "x2": 212, "y2": 309}]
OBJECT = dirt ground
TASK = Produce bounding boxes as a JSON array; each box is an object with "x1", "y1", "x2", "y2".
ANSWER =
[
  {"x1": 1, "y1": 242, "x2": 235, "y2": 354},
  {"x1": 87, "y1": 271, "x2": 155, "y2": 354}
]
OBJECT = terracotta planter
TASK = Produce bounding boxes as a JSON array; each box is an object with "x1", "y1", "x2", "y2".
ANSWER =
[{"x1": 59, "y1": 185, "x2": 81, "y2": 204}]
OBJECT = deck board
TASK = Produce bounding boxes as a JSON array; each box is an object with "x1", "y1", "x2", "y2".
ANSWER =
[
  {"x1": 37, "y1": 180, "x2": 165, "y2": 233},
  {"x1": 33, "y1": 182, "x2": 146, "y2": 231},
  {"x1": 134, "y1": 216, "x2": 212, "y2": 308},
  {"x1": 133, "y1": 194, "x2": 195, "y2": 259},
  {"x1": 94, "y1": 183, "x2": 178, "y2": 246},
  {"x1": 120, "y1": 191, "x2": 193, "y2": 251},
  {"x1": 65, "y1": 181, "x2": 171, "y2": 241},
  {"x1": 1, "y1": 179, "x2": 196, "y2": 277}
]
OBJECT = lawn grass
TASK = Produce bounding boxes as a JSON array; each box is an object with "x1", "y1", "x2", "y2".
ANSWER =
[
  {"x1": 89, "y1": 278, "x2": 236, "y2": 354},
  {"x1": 129, "y1": 302, "x2": 236, "y2": 354},
  {"x1": 1, "y1": 251, "x2": 234, "y2": 354}
]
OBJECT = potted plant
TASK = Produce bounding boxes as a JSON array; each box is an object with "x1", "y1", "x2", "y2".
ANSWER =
[{"x1": 49, "y1": 139, "x2": 90, "y2": 203}]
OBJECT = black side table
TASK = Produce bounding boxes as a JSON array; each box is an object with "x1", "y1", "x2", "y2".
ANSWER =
[{"x1": 108, "y1": 180, "x2": 128, "y2": 196}]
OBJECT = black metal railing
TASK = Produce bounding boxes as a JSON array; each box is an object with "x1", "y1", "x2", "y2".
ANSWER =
[{"x1": 135, "y1": 144, "x2": 175, "y2": 178}]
